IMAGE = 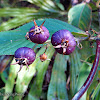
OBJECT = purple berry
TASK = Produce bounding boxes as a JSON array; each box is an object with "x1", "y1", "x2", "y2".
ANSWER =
[
  {"x1": 26, "y1": 20, "x2": 49, "y2": 44},
  {"x1": 51, "y1": 30, "x2": 76, "y2": 55},
  {"x1": 14, "y1": 47, "x2": 36, "y2": 71}
]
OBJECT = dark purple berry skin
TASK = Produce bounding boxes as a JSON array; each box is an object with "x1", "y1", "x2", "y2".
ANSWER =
[
  {"x1": 29, "y1": 26, "x2": 49, "y2": 44},
  {"x1": 26, "y1": 20, "x2": 49, "y2": 44},
  {"x1": 51, "y1": 30, "x2": 76, "y2": 55},
  {"x1": 14, "y1": 47, "x2": 36, "y2": 65}
]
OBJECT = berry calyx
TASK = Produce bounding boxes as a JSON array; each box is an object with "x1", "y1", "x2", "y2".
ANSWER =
[
  {"x1": 25, "y1": 20, "x2": 49, "y2": 44},
  {"x1": 13, "y1": 47, "x2": 36, "y2": 71},
  {"x1": 39, "y1": 53, "x2": 51, "y2": 62},
  {"x1": 51, "y1": 30, "x2": 76, "y2": 55},
  {"x1": 40, "y1": 53, "x2": 47, "y2": 62},
  {"x1": 30, "y1": 20, "x2": 45, "y2": 36}
]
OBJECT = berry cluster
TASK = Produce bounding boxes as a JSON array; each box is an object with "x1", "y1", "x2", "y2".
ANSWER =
[{"x1": 13, "y1": 20, "x2": 76, "y2": 71}]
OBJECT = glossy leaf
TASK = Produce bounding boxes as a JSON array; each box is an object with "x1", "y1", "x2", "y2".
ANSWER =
[
  {"x1": 28, "y1": 44, "x2": 55, "y2": 100},
  {"x1": 47, "y1": 53, "x2": 69, "y2": 100},
  {"x1": 68, "y1": 3, "x2": 92, "y2": 31},
  {"x1": 70, "y1": 49, "x2": 82, "y2": 96},
  {"x1": 0, "y1": 18, "x2": 87, "y2": 55}
]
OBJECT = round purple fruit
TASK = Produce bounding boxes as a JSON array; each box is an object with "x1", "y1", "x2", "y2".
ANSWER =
[
  {"x1": 26, "y1": 20, "x2": 49, "y2": 44},
  {"x1": 51, "y1": 30, "x2": 76, "y2": 55},
  {"x1": 14, "y1": 47, "x2": 36, "y2": 71}
]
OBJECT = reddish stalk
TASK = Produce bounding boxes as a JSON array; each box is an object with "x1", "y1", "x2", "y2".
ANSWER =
[{"x1": 72, "y1": 39, "x2": 100, "y2": 100}]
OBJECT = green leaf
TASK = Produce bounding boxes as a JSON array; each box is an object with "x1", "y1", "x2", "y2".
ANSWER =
[
  {"x1": 0, "y1": 87, "x2": 5, "y2": 100},
  {"x1": 28, "y1": 44, "x2": 55, "y2": 100},
  {"x1": 68, "y1": 3, "x2": 92, "y2": 31},
  {"x1": 0, "y1": 7, "x2": 66, "y2": 31},
  {"x1": 47, "y1": 53, "x2": 69, "y2": 100},
  {"x1": 27, "y1": 0, "x2": 59, "y2": 11},
  {"x1": 0, "y1": 18, "x2": 87, "y2": 55},
  {"x1": 0, "y1": 16, "x2": 34, "y2": 31},
  {"x1": 1, "y1": 69, "x2": 9, "y2": 84},
  {"x1": 86, "y1": 69, "x2": 98, "y2": 100},
  {"x1": 14, "y1": 59, "x2": 36, "y2": 100},
  {"x1": 89, "y1": 0, "x2": 98, "y2": 11},
  {"x1": 91, "y1": 82, "x2": 100, "y2": 99},
  {"x1": 69, "y1": 49, "x2": 82, "y2": 96},
  {"x1": 0, "y1": 8, "x2": 38, "y2": 17},
  {"x1": 95, "y1": 91, "x2": 100, "y2": 100},
  {"x1": 91, "y1": 11, "x2": 99, "y2": 32},
  {"x1": 74, "y1": 55, "x2": 95, "y2": 100},
  {"x1": 77, "y1": 41, "x2": 96, "y2": 60},
  {"x1": 4, "y1": 59, "x2": 20, "y2": 100}
]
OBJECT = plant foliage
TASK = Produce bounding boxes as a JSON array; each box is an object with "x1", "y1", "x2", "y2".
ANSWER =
[{"x1": 0, "y1": 0, "x2": 100, "y2": 100}]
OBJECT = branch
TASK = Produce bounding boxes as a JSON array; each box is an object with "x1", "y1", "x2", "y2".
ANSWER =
[{"x1": 72, "y1": 39, "x2": 100, "y2": 100}]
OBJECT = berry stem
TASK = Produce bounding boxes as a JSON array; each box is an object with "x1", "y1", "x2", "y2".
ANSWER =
[
  {"x1": 18, "y1": 64, "x2": 23, "y2": 72},
  {"x1": 72, "y1": 39, "x2": 100, "y2": 100}
]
